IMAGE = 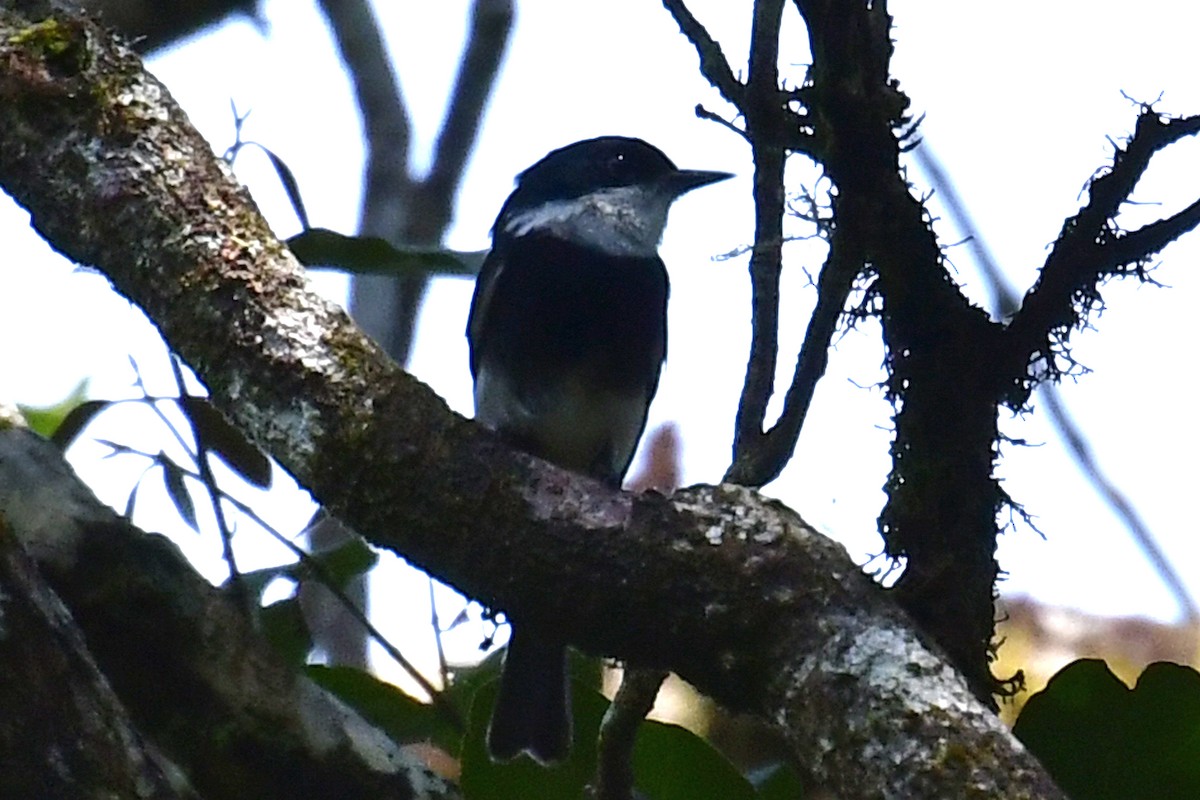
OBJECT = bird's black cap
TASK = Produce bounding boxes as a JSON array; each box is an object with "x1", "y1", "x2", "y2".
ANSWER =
[{"x1": 499, "y1": 136, "x2": 732, "y2": 221}]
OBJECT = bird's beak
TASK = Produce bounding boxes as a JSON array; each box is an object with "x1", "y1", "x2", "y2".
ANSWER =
[{"x1": 665, "y1": 168, "x2": 734, "y2": 197}]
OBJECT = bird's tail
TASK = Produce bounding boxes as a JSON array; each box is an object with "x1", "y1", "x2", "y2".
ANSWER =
[{"x1": 486, "y1": 627, "x2": 571, "y2": 764}]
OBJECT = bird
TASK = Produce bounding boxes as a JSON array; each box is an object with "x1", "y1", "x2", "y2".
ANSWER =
[{"x1": 466, "y1": 135, "x2": 731, "y2": 764}]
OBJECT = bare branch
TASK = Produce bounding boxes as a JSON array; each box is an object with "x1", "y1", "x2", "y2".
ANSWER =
[
  {"x1": 661, "y1": 0, "x2": 745, "y2": 107},
  {"x1": 917, "y1": 141, "x2": 1200, "y2": 622},
  {"x1": 666, "y1": 0, "x2": 827, "y2": 486},
  {"x1": 318, "y1": 0, "x2": 414, "y2": 235},
  {"x1": 593, "y1": 670, "x2": 668, "y2": 800},
  {"x1": 313, "y1": 0, "x2": 415, "y2": 665},
  {"x1": 1039, "y1": 386, "x2": 1200, "y2": 621},
  {"x1": 789, "y1": 0, "x2": 1007, "y2": 703},
  {"x1": 912, "y1": 142, "x2": 1021, "y2": 320},
  {"x1": 726, "y1": 192, "x2": 863, "y2": 485},
  {"x1": 417, "y1": 0, "x2": 514, "y2": 238},
  {"x1": 1006, "y1": 108, "x2": 1200, "y2": 387},
  {"x1": 723, "y1": 0, "x2": 789, "y2": 486},
  {"x1": 315, "y1": 0, "x2": 510, "y2": 666},
  {"x1": 1103, "y1": 194, "x2": 1200, "y2": 270}
]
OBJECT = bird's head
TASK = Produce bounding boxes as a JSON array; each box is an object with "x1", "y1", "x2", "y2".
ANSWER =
[{"x1": 496, "y1": 136, "x2": 731, "y2": 258}]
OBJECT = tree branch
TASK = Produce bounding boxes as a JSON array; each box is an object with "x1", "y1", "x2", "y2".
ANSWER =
[
  {"x1": 593, "y1": 670, "x2": 668, "y2": 800},
  {"x1": 915, "y1": 141, "x2": 1200, "y2": 621},
  {"x1": 0, "y1": 509, "x2": 198, "y2": 799},
  {"x1": 318, "y1": 0, "x2": 413, "y2": 231},
  {"x1": 729, "y1": 191, "x2": 863, "y2": 485},
  {"x1": 319, "y1": 0, "x2": 418, "y2": 359},
  {"x1": 81, "y1": 0, "x2": 260, "y2": 53},
  {"x1": 661, "y1": 0, "x2": 745, "y2": 108},
  {"x1": 1005, "y1": 108, "x2": 1200, "y2": 392},
  {"x1": 723, "y1": 0, "x2": 788, "y2": 486},
  {"x1": 418, "y1": 0, "x2": 513, "y2": 236},
  {"x1": 0, "y1": 420, "x2": 458, "y2": 800},
  {"x1": 792, "y1": 0, "x2": 1010, "y2": 702},
  {"x1": 315, "y1": 0, "x2": 511, "y2": 666},
  {"x1": 0, "y1": 7, "x2": 1063, "y2": 797},
  {"x1": 666, "y1": 0, "x2": 835, "y2": 487}
]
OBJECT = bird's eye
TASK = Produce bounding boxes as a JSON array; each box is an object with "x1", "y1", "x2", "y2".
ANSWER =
[{"x1": 607, "y1": 152, "x2": 627, "y2": 173}]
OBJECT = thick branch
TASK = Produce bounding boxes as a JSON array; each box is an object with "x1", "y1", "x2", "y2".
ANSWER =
[
  {"x1": 0, "y1": 421, "x2": 459, "y2": 800},
  {"x1": 313, "y1": 0, "x2": 415, "y2": 667},
  {"x1": 0, "y1": 8, "x2": 1062, "y2": 797},
  {"x1": 0, "y1": 512, "x2": 197, "y2": 800},
  {"x1": 81, "y1": 0, "x2": 258, "y2": 53},
  {"x1": 316, "y1": 0, "x2": 510, "y2": 664},
  {"x1": 916, "y1": 142, "x2": 1200, "y2": 621},
  {"x1": 794, "y1": 0, "x2": 1009, "y2": 703}
]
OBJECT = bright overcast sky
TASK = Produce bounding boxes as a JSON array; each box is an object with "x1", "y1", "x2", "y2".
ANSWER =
[{"x1": 2, "y1": 1, "x2": 1198, "y2": 686}]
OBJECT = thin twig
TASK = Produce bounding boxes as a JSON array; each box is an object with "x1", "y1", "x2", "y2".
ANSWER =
[
  {"x1": 729, "y1": 193, "x2": 862, "y2": 485},
  {"x1": 143, "y1": 354, "x2": 250, "y2": 614},
  {"x1": 726, "y1": 0, "x2": 789, "y2": 484},
  {"x1": 428, "y1": 577, "x2": 450, "y2": 688},
  {"x1": 592, "y1": 669, "x2": 668, "y2": 800},
  {"x1": 661, "y1": 0, "x2": 745, "y2": 107},
  {"x1": 94, "y1": 425, "x2": 467, "y2": 730},
  {"x1": 912, "y1": 143, "x2": 1019, "y2": 321},
  {"x1": 695, "y1": 103, "x2": 748, "y2": 140},
  {"x1": 1039, "y1": 387, "x2": 1199, "y2": 621}
]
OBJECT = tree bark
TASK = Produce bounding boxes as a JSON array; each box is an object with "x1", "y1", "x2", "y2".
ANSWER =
[
  {"x1": 0, "y1": 511, "x2": 198, "y2": 799},
  {"x1": 0, "y1": 5, "x2": 1064, "y2": 798},
  {"x1": 0, "y1": 415, "x2": 461, "y2": 800}
]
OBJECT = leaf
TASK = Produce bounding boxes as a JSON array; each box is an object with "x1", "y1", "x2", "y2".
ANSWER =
[
  {"x1": 16, "y1": 380, "x2": 92, "y2": 441},
  {"x1": 259, "y1": 144, "x2": 309, "y2": 230},
  {"x1": 178, "y1": 396, "x2": 272, "y2": 488},
  {"x1": 123, "y1": 478, "x2": 140, "y2": 519},
  {"x1": 260, "y1": 596, "x2": 312, "y2": 666},
  {"x1": 287, "y1": 538, "x2": 378, "y2": 591},
  {"x1": 307, "y1": 664, "x2": 462, "y2": 754},
  {"x1": 633, "y1": 719, "x2": 756, "y2": 800},
  {"x1": 48, "y1": 398, "x2": 110, "y2": 448},
  {"x1": 1014, "y1": 659, "x2": 1200, "y2": 800},
  {"x1": 286, "y1": 227, "x2": 486, "y2": 278},
  {"x1": 442, "y1": 644, "x2": 506, "y2": 711},
  {"x1": 445, "y1": 607, "x2": 471, "y2": 632},
  {"x1": 159, "y1": 455, "x2": 199, "y2": 532}
]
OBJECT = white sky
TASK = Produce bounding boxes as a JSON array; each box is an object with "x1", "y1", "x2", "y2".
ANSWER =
[{"x1": 2, "y1": 1, "x2": 1198, "y2": 689}]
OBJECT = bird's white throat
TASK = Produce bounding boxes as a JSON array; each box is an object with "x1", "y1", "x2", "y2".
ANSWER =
[{"x1": 502, "y1": 185, "x2": 673, "y2": 258}]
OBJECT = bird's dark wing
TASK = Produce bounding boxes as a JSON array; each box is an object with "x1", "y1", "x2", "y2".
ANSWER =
[
  {"x1": 466, "y1": 246, "x2": 507, "y2": 381},
  {"x1": 465, "y1": 235, "x2": 668, "y2": 484}
]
